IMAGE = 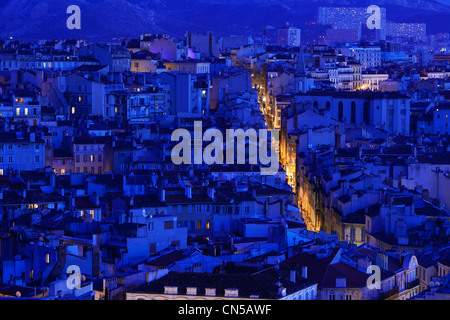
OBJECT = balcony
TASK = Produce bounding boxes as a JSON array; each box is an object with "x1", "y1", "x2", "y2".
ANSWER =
[
  {"x1": 406, "y1": 279, "x2": 420, "y2": 290},
  {"x1": 379, "y1": 286, "x2": 399, "y2": 300}
]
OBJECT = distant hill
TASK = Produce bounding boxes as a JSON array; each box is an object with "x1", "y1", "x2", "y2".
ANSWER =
[{"x1": 0, "y1": 0, "x2": 449, "y2": 40}]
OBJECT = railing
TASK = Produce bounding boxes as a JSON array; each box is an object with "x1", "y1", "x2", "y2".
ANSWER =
[
  {"x1": 379, "y1": 286, "x2": 399, "y2": 300},
  {"x1": 406, "y1": 279, "x2": 420, "y2": 290}
]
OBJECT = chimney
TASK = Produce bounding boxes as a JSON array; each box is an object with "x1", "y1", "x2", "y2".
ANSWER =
[
  {"x1": 130, "y1": 196, "x2": 134, "y2": 206},
  {"x1": 301, "y1": 266, "x2": 308, "y2": 279},
  {"x1": 290, "y1": 270, "x2": 296, "y2": 283},
  {"x1": 277, "y1": 286, "x2": 287, "y2": 297},
  {"x1": 91, "y1": 194, "x2": 99, "y2": 206},
  {"x1": 383, "y1": 254, "x2": 388, "y2": 270},
  {"x1": 50, "y1": 172, "x2": 56, "y2": 188},
  {"x1": 30, "y1": 133, "x2": 35, "y2": 142},
  {"x1": 21, "y1": 189, "x2": 27, "y2": 199},
  {"x1": 159, "y1": 189, "x2": 165, "y2": 202},
  {"x1": 185, "y1": 186, "x2": 192, "y2": 199},
  {"x1": 207, "y1": 187, "x2": 215, "y2": 200},
  {"x1": 423, "y1": 189, "x2": 430, "y2": 201},
  {"x1": 151, "y1": 172, "x2": 157, "y2": 187}
]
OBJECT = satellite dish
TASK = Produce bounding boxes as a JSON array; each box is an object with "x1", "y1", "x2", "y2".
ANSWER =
[{"x1": 16, "y1": 291, "x2": 21, "y2": 297}]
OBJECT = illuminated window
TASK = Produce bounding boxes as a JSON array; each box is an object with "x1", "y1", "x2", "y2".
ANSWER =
[
  {"x1": 197, "y1": 220, "x2": 202, "y2": 229},
  {"x1": 205, "y1": 288, "x2": 216, "y2": 296},
  {"x1": 78, "y1": 96, "x2": 82, "y2": 102},
  {"x1": 186, "y1": 287, "x2": 197, "y2": 295},
  {"x1": 206, "y1": 220, "x2": 210, "y2": 229},
  {"x1": 16, "y1": 108, "x2": 20, "y2": 116},
  {"x1": 71, "y1": 107, "x2": 75, "y2": 114},
  {"x1": 90, "y1": 210, "x2": 94, "y2": 218},
  {"x1": 90, "y1": 154, "x2": 94, "y2": 162},
  {"x1": 224, "y1": 289, "x2": 239, "y2": 298},
  {"x1": 45, "y1": 254, "x2": 50, "y2": 264},
  {"x1": 164, "y1": 286, "x2": 178, "y2": 295},
  {"x1": 24, "y1": 108, "x2": 28, "y2": 116}
]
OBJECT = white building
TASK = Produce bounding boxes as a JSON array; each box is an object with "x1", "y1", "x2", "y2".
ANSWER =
[
  {"x1": 278, "y1": 27, "x2": 301, "y2": 47},
  {"x1": 337, "y1": 47, "x2": 382, "y2": 69}
]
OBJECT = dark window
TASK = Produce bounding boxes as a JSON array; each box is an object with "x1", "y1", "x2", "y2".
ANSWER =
[
  {"x1": 164, "y1": 221, "x2": 174, "y2": 229},
  {"x1": 351, "y1": 101, "x2": 356, "y2": 124},
  {"x1": 363, "y1": 101, "x2": 370, "y2": 124}
]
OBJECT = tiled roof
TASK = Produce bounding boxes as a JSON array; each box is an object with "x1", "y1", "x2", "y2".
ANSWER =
[
  {"x1": 165, "y1": 193, "x2": 214, "y2": 204},
  {"x1": 130, "y1": 194, "x2": 166, "y2": 208},
  {"x1": 145, "y1": 250, "x2": 188, "y2": 267},
  {"x1": 280, "y1": 247, "x2": 341, "y2": 289},
  {"x1": 74, "y1": 196, "x2": 100, "y2": 209},
  {"x1": 321, "y1": 262, "x2": 369, "y2": 288},
  {"x1": 129, "y1": 267, "x2": 316, "y2": 299},
  {"x1": 1, "y1": 190, "x2": 67, "y2": 205},
  {"x1": 0, "y1": 283, "x2": 42, "y2": 297}
]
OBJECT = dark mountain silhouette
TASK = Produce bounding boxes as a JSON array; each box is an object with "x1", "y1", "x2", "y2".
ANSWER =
[{"x1": 0, "y1": 0, "x2": 449, "y2": 40}]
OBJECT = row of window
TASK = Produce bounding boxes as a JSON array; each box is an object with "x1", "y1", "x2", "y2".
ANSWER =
[
  {"x1": 177, "y1": 220, "x2": 211, "y2": 230},
  {"x1": 53, "y1": 159, "x2": 73, "y2": 165},
  {"x1": 75, "y1": 154, "x2": 102, "y2": 163},
  {"x1": 0, "y1": 155, "x2": 40, "y2": 163},
  {"x1": 15, "y1": 108, "x2": 39, "y2": 116},
  {"x1": 173, "y1": 205, "x2": 250, "y2": 214},
  {"x1": 0, "y1": 144, "x2": 40, "y2": 150},
  {"x1": 329, "y1": 293, "x2": 353, "y2": 300},
  {"x1": 75, "y1": 145, "x2": 103, "y2": 151},
  {"x1": 75, "y1": 166, "x2": 103, "y2": 174}
]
